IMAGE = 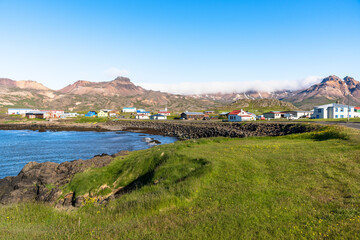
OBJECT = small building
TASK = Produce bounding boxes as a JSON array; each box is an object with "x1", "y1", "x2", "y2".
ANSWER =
[
  {"x1": 7, "y1": 108, "x2": 35, "y2": 115},
  {"x1": 135, "y1": 114, "x2": 150, "y2": 120},
  {"x1": 109, "y1": 111, "x2": 118, "y2": 117},
  {"x1": 204, "y1": 110, "x2": 215, "y2": 114},
  {"x1": 219, "y1": 112, "x2": 230, "y2": 118},
  {"x1": 180, "y1": 112, "x2": 205, "y2": 120},
  {"x1": 122, "y1": 107, "x2": 137, "y2": 113},
  {"x1": 150, "y1": 114, "x2": 167, "y2": 120},
  {"x1": 283, "y1": 111, "x2": 313, "y2": 119},
  {"x1": 85, "y1": 111, "x2": 97, "y2": 117},
  {"x1": 97, "y1": 110, "x2": 109, "y2": 118},
  {"x1": 136, "y1": 111, "x2": 151, "y2": 116},
  {"x1": 228, "y1": 110, "x2": 255, "y2": 122},
  {"x1": 263, "y1": 111, "x2": 285, "y2": 119},
  {"x1": 47, "y1": 110, "x2": 65, "y2": 119},
  {"x1": 311, "y1": 103, "x2": 355, "y2": 119},
  {"x1": 61, "y1": 112, "x2": 78, "y2": 118},
  {"x1": 26, "y1": 111, "x2": 47, "y2": 119},
  {"x1": 158, "y1": 111, "x2": 171, "y2": 116}
]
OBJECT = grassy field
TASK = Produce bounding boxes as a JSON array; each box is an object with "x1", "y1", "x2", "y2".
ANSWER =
[{"x1": 1, "y1": 126, "x2": 360, "y2": 239}]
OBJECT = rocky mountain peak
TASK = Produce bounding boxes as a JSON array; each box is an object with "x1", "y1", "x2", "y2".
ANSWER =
[
  {"x1": 343, "y1": 76, "x2": 358, "y2": 87},
  {"x1": 321, "y1": 75, "x2": 343, "y2": 84},
  {"x1": 113, "y1": 76, "x2": 131, "y2": 83}
]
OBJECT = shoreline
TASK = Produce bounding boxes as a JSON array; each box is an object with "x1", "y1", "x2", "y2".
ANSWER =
[
  {"x1": 0, "y1": 120, "x2": 322, "y2": 207},
  {"x1": 0, "y1": 120, "x2": 323, "y2": 139}
]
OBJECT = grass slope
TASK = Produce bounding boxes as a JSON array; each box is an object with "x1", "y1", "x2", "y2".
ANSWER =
[{"x1": 1, "y1": 127, "x2": 360, "y2": 239}]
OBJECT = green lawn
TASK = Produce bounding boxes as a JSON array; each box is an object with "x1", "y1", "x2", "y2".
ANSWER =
[{"x1": 1, "y1": 126, "x2": 360, "y2": 239}]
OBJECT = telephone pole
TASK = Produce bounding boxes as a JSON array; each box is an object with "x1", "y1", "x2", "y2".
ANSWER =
[{"x1": 347, "y1": 94, "x2": 350, "y2": 122}]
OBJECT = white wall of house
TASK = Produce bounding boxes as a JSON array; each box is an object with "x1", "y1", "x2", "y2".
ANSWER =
[
  {"x1": 122, "y1": 108, "x2": 137, "y2": 113},
  {"x1": 7, "y1": 108, "x2": 34, "y2": 115},
  {"x1": 136, "y1": 115, "x2": 150, "y2": 120},
  {"x1": 312, "y1": 104, "x2": 355, "y2": 119},
  {"x1": 228, "y1": 115, "x2": 254, "y2": 122},
  {"x1": 263, "y1": 112, "x2": 282, "y2": 119}
]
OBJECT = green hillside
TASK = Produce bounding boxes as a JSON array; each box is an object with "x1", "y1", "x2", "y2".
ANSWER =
[
  {"x1": 1, "y1": 126, "x2": 360, "y2": 239},
  {"x1": 215, "y1": 98, "x2": 299, "y2": 114}
]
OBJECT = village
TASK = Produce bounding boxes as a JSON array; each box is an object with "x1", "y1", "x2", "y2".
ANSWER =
[{"x1": 6, "y1": 102, "x2": 360, "y2": 122}]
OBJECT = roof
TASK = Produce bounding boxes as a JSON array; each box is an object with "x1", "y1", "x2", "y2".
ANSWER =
[
  {"x1": 229, "y1": 110, "x2": 253, "y2": 117},
  {"x1": 228, "y1": 110, "x2": 242, "y2": 115},
  {"x1": 182, "y1": 112, "x2": 204, "y2": 115},
  {"x1": 355, "y1": 107, "x2": 360, "y2": 110},
  {"x1": 123, "y1": 107, "x2": 136, "y2": 109},
  {"x1": 315, "y1": 103, "x2": 355, "y2": 108},
  {"x1": 151, "y1": 114, "x2": 166, "y2": 117}
]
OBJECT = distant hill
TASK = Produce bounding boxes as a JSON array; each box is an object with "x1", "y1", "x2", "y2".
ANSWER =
[
  {"x1": 0, "y1": 78, "x2": 50, "y2": 91},
  {"x1": 193, "y1": 75, "x2": 360, "y2": 110},
  {"x1": 216, "y1": 99, "x2": 298, "y2": 114},
  {"x1": 0, "y1": 77, "x2": 221, "y2": 111},
  {"x1": 58, "y1": 77, "x2": 146, "y2": 96},
  {"x1": 281, "y1": 75, "x2": 360, "y2": 110}
]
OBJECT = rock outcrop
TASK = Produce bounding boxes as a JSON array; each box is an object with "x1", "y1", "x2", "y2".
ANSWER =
[{"x1": 0, "y1": 152, "x2": 127, "y2": 206}]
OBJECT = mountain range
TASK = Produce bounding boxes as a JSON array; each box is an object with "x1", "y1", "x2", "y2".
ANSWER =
[
  {"x1": 193, "y1": 75, "x2": 360, "y2": 109},
  {"x1": 0, "y1": 75, "x2": 359, "y2": 112}
]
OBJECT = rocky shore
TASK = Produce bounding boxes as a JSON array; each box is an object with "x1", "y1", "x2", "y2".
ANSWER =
[
  {"x1": 0, "y1": 120, "x2": 321, "y2": 207},
  {"x1": 0, "y1": 152, "x2": 127, "y2": 206},
  {"x1": 103, "y1": 120, "x2": 321, "y2": 139},
  {"x1": 0, "y1": 123, "x2": 105, "y2": 132}
]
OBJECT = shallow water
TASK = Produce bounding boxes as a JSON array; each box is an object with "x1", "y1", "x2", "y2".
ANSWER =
[{"x1": 0, "y1": 130, "x2": 177, "y2": 179}]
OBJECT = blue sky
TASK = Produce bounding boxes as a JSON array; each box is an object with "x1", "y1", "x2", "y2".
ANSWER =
[{"x1": 0, "y1": 0, "x2": 359, "y2": 93}]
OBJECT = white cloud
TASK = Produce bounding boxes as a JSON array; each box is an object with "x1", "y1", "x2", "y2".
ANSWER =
[
  {"x1": 138, "y1": 76, "x2": 324, "y2": 95},
  {"x1": 104, "y1": 67, "x2": 130, "y2": 78}
]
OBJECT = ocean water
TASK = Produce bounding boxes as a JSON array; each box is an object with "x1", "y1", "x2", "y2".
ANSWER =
[{"x1": 0, "y1": 130, "x2": 177, "y2": 179}]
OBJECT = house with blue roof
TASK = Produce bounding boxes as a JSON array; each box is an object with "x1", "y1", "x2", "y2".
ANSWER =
[{"x1": 150, "y1": 114, "x2": 167, "y2": 120}]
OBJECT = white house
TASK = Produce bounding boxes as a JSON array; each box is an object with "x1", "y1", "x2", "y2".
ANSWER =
[
  {"x1": 150, "y1": 114, "x2": 167, "y2": 120},
  {"x1": 312, "y1": 103, "x2": 356, "y2": 119},
  {"x1": 7, "y1": 108, "x2": 35, "y2": 115},
  {"x1": 228, "y1": 110, "x2": 255, "y2": 122},
  {"x1": 284, "y1": 111, "x2": 313, "y2": 119},
  {"x1": 122, "y1": 107, "x2": 137, "y2": 113},
  {"x1": 61, "y1": 112, "x2": 78, "y2": 118},
  {"x1": 135, "y1": 114, "x2": 150, "y2": 120},
  {"x1": 263, "y1": 111, "x2": 284, "y2": 119},
  {"x1": 158, "y1": 111, "x2": 171, "y2": 116}
]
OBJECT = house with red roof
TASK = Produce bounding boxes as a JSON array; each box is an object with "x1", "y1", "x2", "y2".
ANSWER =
[
  {"x1": 228, "y1": 110, "x2": 255, "y2": 122},
  {"x1": 158, "y1": 111, "x2": 171, "y2": 116}
]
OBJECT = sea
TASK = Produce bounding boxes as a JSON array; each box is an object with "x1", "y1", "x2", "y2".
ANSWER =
[{"x1": 0, "y1": 130, "x2": 177, "y2": 179}]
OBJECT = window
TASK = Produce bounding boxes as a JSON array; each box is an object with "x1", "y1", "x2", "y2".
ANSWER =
[
  {"x1": 349, "y1": 108, "x2": 351, "y2": 112},
  {"x1": 317, "y1": 109, "x2": 322, "y2": 113},
  {"x1": 335, "y1": 108, "x2": 338, "y2": 112},
  {"x1": 335, "y1": 115, "x2": 338, "y2": 118},
  {"x1": 340, "y1": 115, "x2": 344, "y2": 118},
  {"x1": 340, "y1": 108, "x2": 344, "y2": 112}
]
